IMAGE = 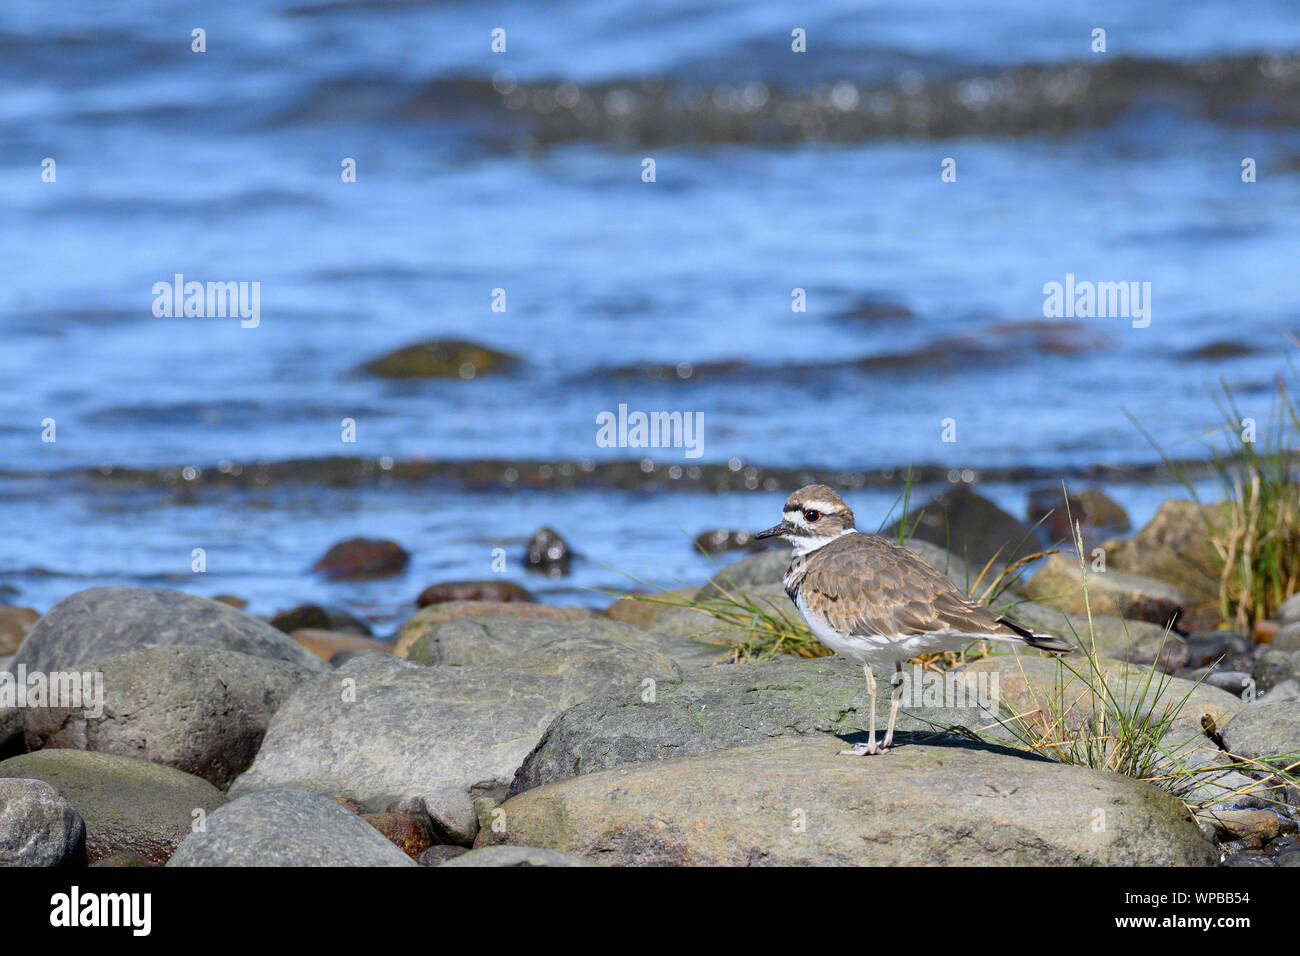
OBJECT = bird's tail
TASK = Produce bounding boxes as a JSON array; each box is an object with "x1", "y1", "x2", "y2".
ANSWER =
[{"x1": 997, "y1": 616, "x2": 1076, "y2": 654}]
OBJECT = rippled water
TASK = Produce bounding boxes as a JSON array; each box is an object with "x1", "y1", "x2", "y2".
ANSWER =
[{"x1": 2, "y1": 1, "x2": 1299, "y2": 624}]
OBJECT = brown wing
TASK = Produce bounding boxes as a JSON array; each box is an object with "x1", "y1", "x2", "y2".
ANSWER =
[{"x1": 800, "y1": 534, "x2": 1027, "y2": 640}]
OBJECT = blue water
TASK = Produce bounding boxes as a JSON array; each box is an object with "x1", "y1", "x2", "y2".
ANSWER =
[{"x1": 2, "y1": 1, "x2": 1299, "y2": 627}]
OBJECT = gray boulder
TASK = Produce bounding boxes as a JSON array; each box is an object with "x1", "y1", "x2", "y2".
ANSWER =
[
  {"x1": 407, "y1": 616, "x2": 720, "y2": 671},
  {"x1": 0, "y1": 778, "x2": 86, "y2": 866},
  {"x1": 512, "y1": 654, "x2": 1010, "y2": 795},
  {"x1": 482, "y1": 736, "x2": 1216, "y2": 866},
  {"x1": 1255, "y1": 647, "x2": 1300, "y2": 693},
  {"x1": 0, "y1": 749, "x2": 225, "y2": 864},
  {"x1": 229, "y1": 638, "x2": 681, "y2": 844},
  {"x1": 13, "y1": 586, "x2": 328, "y2": 673},
  {"x1": 1275, "y1": 593, "x2": 1300, "y2": 626},
  {"x1": 22, "y1": 646, "x2": 311, "y2": 789},
  {"x1": 167, "y1": 789, "x2": 415, "y2": 867},
  {"x1": 1221, "y1": 700, "x2": 1300, "y2": 770}
]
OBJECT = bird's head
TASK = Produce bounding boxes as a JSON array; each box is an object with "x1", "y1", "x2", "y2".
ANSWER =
[{"x1": 756, "y1": 484, "x2": 856, "y2": 555}]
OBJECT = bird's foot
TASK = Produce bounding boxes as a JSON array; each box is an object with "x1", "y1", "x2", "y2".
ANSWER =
[{"x1": 837, "y1": 741, "x2": 889, "y2": 756}]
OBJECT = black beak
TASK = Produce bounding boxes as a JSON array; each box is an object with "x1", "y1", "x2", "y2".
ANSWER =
[{"x1": 755, "y1": 522, "x2": 788, "y2": 540}]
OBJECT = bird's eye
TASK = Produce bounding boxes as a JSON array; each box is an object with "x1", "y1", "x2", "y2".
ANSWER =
[{"x1": 803, "y1": 509, "x2": 821, "y2": 523}]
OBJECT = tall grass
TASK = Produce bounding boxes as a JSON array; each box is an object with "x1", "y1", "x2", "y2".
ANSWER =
[
  {"x1": 1128, "y1": 370, "x2": 1300, "y2": 630},
  {"x1": 991, "y1": 497, "x2": 1300, "y2": 815}
]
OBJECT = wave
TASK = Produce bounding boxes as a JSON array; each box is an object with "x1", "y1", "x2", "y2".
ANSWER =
[{"x1": 261, "y1": 53, "x2": 1300, "y2": 146}]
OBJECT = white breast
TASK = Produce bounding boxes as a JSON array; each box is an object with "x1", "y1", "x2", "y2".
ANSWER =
[{"x1": 794, "y1": 591, "x2": 972, "y2": 669}]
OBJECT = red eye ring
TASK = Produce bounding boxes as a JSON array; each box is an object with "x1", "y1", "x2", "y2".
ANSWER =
[{"x1": 803, "y1": 509, "x2": 821, "y2": 523}]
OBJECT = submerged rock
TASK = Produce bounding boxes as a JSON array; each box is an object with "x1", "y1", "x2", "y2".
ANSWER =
[
  {"x1": 310, "y1": 538, "x2": 410, "y2": 579},
  {"x1": 416, "y1": 579, "x2": 534, "y2": 607},
  {"x1": 524, "y1": 527, "x2": 572, "y2": 575},
  {"x1": 358, "y1": 338, "x2": 518, "y2": 379}
]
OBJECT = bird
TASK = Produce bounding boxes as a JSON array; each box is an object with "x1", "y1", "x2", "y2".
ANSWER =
[{"x1": 756, "y1": 484, "x2": 1074, "y2": 755}]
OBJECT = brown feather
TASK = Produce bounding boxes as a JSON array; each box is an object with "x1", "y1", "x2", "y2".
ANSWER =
[{"x1": 793, "y1": 533, "x2": 1046, "y2": 643}]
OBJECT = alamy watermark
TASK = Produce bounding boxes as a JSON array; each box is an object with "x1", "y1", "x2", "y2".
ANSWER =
[
  {"x1": 0, "y1": 665, "x2": 104, "y2": 717},
  {"x1": 595, "y1": 404, "x2": 704, "y2": 459},
  {"x1": 152, "y1": 273, "x2": 260, "y2": 328},
  {"x1": 899, "y1": 664, "x2": 998, "y2": 711},
  {"x1": 1042, "y1": 273, "x2": 1151, "y2": 328}
]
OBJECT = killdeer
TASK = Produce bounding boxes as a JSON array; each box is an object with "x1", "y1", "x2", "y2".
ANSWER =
[{"x1": 756, "y1": 484, "x2": 1074, "y2": 755}]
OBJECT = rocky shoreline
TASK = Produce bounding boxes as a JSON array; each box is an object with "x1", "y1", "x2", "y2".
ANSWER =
[{"x1": 1, "y1": 489, "x2": 1298, "y2": 867}]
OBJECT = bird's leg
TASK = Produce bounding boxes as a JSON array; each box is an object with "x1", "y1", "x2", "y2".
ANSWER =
[
  {"x1": 881, "y1": 662, "x2": 905, "y2": 750},
  {"x1": 838, "y1": 663, "x2": 888, "y2": 756}
]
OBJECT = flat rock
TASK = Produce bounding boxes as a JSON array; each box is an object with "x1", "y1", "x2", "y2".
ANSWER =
[
  {"x1": 440, "y1": 845, "x2": 597, "y2": 867},
  {"x1": 1024, "y1": 552, "x2": 1185, "y2": 628},
  {"x1": 12, "y1": 586, "x2": 327, "y2": 674},
  {"x1": 21, "y1": 645, "x2": 310, "y2": 789},
  {"x1": 394, "y1": 601, "x2": 593, "y2": 657},
  {"x1": 0, "y1": 778, "x2": 87, "y2": 866},
  {"x1": 0, "y1": 750, "x2": 225, "y2": 864},
  {"x1": 228, "y1": 638, "x2": 681, "y2": 845},
  {"x1": 406, "y1": 616, "x2": 721, "y2": 671},
  {"x1": 167, "y1": 789, "x2": 416, "y2": 867},
  {"x1": 481, "y1": 736, "x2": 1216, "y2": 865},
  {"x1": 512, "y1": 655, "x2": 1010, "y2": 795}
]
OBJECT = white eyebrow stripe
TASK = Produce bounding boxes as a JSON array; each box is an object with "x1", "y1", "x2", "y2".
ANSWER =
[{"x1": 798, "y1": 501, "x2": 842, "y2": 514}]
